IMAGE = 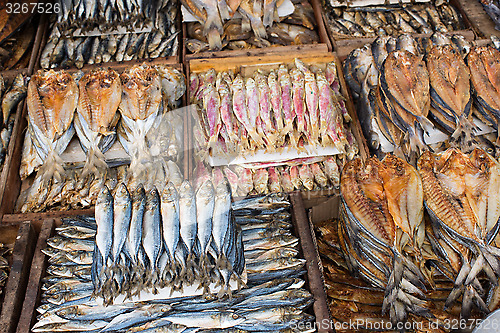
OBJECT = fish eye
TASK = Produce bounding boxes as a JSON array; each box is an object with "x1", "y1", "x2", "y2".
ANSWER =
[{"x1": 232, "y1": 314, "x2": 239, "y2": 319}]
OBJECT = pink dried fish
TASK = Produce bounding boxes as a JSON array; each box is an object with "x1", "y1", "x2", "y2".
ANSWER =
[
  {"x1": 289, "y1": 165, "x2": 302, "y2": 190},
  {"x1": 299, "y1": 164, "x2": 314, "y2": 191},
  {"x1": 253, "y1": 168, "x2": 269, "y2": 194},
  {"x1": 255, "y1": 71, "x2": 276, "y2": 147},
  {"x1": 310, "y1": 163, "x2": 328, "y2": 188},
  {"x1": 234, "y1": 166, "x2": 254, "y2": 196},
  {"x1": 231, "y1": 75, "x2": 264, "y2": 147},
  {"x1": 278, "y1": 65, "x2": 295, "y2": 137},
  {"x1": 317, "y1": 73, "x2": 335, "y2": 144},
  {"x1": 189, "y1": 73, "x2": 199, "y2": 103},
  {"x1": 290, "y1": 69, "x2": 307, "y2": 135},
  {"x1": 203, "y1": 83, "x2": 221, "y2": 144},
  {"x1": 216, "y1": 74, "x2": 238, "y2": 143},
  {"x1": 296, "y1": 59, "x2": 319, "y2": 145},
  {"x1": 268, "y1": 70, "x2": 284, "y2": 133},
  {"x1": 323, "y1": 156, "x2": 340, "y2": 187},
  {"x1": 280, "y1": 167, "x2": 295, "y2": 192},
  {"x1": 267, "y1": 166, "x2": 282, "y2": 193},
  {"x1": 194, "y1": 161, "x2": 211, "y2": 190},
  {"x1": 246, "y1": 77, "x2": 266, "y2": 147}
]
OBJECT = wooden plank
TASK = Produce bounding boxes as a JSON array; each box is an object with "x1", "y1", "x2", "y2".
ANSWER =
[
  {"x1": 186, "y1": 43, "x2": 330, "y2": 61},
  {"x1": 456, "y1": 0, "x2": 500, "y2": 38},
  {"x1": 0, "y1": 222, "x2": 36, "y2": 333},
  {"x1": 290, "y1": 192, "x2": 333, "y2": 333},
  {"x1": 3, "y1": 209, "x2": 93, "y2": 225},
  {"x1": 310, "y1": 0, "x2": 332, "y2": 51},
  {"x1": 16, "y1": 219, "x2": 54, "y2": 333}
]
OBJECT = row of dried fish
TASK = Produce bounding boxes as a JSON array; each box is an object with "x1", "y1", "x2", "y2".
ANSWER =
[
  {"x1": 345, "y1": 32, "x2": 500, "y2": 160},
  {"x1": 33, "y1": 196, "x2": 314, "y2": 332},
  {"x1": 19, "y1": 65, "x2": 185, "y2": 213},
  {"x1": 324, "y1": 1, "x2": 465, "y2": 39},
  {"x1": 93, "y1": 177, "x2": 244, "y2": 305},
  {"x1": 191, "y1": 59, "x2": 358, "y2": 159},
  {"x1": 185, "y1": 0, "x2": 319, "y2": 53},
  {"x1": 55, "y1": 0, "x2": 172, "y2": 32},
  {"x1": 339, "y1": 148, "x2": 500, "y2": 324},
  {"x1": 315, "y1": 219, "x2": 469, "y2": 333},
  {"x1": 16, "y1": 157, "x2": 184, "y2": 213},
  {"x1": 0, "y1": 74, "x2": 27, "y2": 170},
  {"x1": 194, "y1": 156, "x2": 341, "y2": 197},
  {"x1": 41, "y1": 28, "x2": 179, "y2": 69}
]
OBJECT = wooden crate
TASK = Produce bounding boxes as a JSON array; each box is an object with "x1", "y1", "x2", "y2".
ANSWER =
[
  {"x1": 16, "y1": 194, "x2": 333, "y2": 332},
  {"x1": 183, "y1": 0, "x2": 332, "y2": 61},
  {"x1": 0, "y1": 222, "x2": 37, "y2": 333},
  {"x1": 322, "y1": 0, "x2": 478, "y2": 52},
  {"x1": 0, "y1": 62, "x2": 186, "y2": 220}
]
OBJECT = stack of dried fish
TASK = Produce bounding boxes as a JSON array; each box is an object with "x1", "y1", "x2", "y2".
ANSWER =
[
  {"x1": 32, "y1": 195, "x2": 314, "y2": 332},
  {"x1": 0, "y1": 73, "x2": 28, "y2": 169},
  {"x1": 185, "y1": 0, "x2": 319, "y2": 53},
  {"x1": 477, "y1": 0, "x2": 500, "y2": 31},
  {"x1": 41, "y1": 0, "x2": 179, "y2": 69},
  {"x1": 195, "y1": 156, "x2": 341, "y2": 196},
  {"x1": 324, "y1": 0, "x2": 465, "y2": 39},
  {"x1": 18, "y1": 65, "x2": 186, "y2": 213},
  {"x1": 93, "y1": 178, "x2": 244, "y2": 304},
  {"x1": 315, "y1": 219, "x2": 474, "y2": 332},
  {"x1": 340, "y1": 155, "x2": 428, "y2": 324},
  {"x1": 418, "y1": 148, "x2": 500, "y2": 318},
  {"x1": 191, "y1": 59, "x2": 358, "y2": 159},
  {"x1": 345, "y1": 32, "x2": 500, "y2": 158}
]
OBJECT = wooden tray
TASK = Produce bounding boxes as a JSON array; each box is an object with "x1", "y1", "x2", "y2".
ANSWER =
[
  {"x1": 456, "y1": 0, "x2": 500, "y2": 39},
  {"x1": 323, "y1": 0, "x2": 478, "y2": 49},
  {"x1": 0, "y1": 61, "x2": 187, "y2": 220},
  {"x1": 0, "y1": 222, "x2": 37, "y2": 333}
]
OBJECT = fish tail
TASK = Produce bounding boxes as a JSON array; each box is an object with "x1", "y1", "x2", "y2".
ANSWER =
[{"x1": 81, "y1": 146, "x2": 108, "y2": 180}]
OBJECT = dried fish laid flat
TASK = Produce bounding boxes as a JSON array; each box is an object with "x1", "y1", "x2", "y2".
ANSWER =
[
  {"x1": 191, "y1": 59, "x2": 358, "y2": 160},
  {"x1": 17, "y1": 65, "x2": 186, "y2": 213},
  {"x1": 200, "y1": 155, "x2": 342, "y2": 196},
  {"x1": 185, "y1": 0, "x2": 319, "y2": 53},
  {"x1": 340, "y1": 154, "x2": 428, "y2": 324},
  {"x1": 32, "y1": 194, "x2": 314, "y2": 332},
  {"x1": 40, "y1": 0, "x2": 179, "y2": 69},
  {"x1": 346, "y1": 32, "x2": 500, "y2": 160},
  {"x1": 316, "y1": 219, "x2": 472, "y2": 332},
  {"x1": 324, "y1": 0, "x2": 465, "y2": 39}
]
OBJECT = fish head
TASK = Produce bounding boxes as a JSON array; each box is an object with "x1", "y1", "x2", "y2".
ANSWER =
[
  {"x1": 96, "y1": 185, "x2": 113, "y2": 207},
  {"x1": 288, "y1": 289, "x2": 312, "y2": 299},
  {"x1": 146, "y1": 187, "x2": 160, "y2": 208},
  {"x1": 179, "y1": 180, "x2": 194, "y2": 199},
  {"x1": 196, "y1": 179, "x2": 215, "y2": 198},
  {"x1": 162, "y1": 182, "x2": 179, "y2": 202},
  {"x1": 115, "y1": 182, "x2": 131, "y2": 202}
]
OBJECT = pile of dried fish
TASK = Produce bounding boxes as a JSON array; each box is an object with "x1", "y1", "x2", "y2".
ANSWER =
[
  {"x1": 41, "y1": 0, "x2": 179, "y2": 68},
  {"x1": 418, "y1": 148, "x2": 500, "y2": 318},
  {"x1": 18, "y1": 65, "x2": 185, "y2": 213},
  {"x1": 345, "y1": 32, "x2": 500, "y2": 159},
  {"x1": 478, "y1": 0, "x2": 500, "y2": 31},
  {"x1": 32, "y1": 194, "x2": 314, "y2": 332},
  {"x1": 0, "y1": 243, "x2": 11, "y2": 302},
  {"x1": 195, "y1": 156, "x2": 341, "y2": 197},
  {"x1": 0, "y1": 73, "x2": 28, "y2": 169},
  {"x1": 315, "y1": 219, "x2": 475, "y2": 332},
  {"x1": 324, "y1": 0, "x2": 465, "y2": 39},
  {"x1": 340, "y1": 155, "x2": 428, "y2": 324},
  {"x1": 336, "y1": 149, "x2": 500, "y2": 325},
  {"x1": 185, "y1": 0, "x2": 319, "y2": 53},
  {"x1": 191, "y1": 59, "x2": 358, "y2": 159},
  {"x1": 93, "y1": 178, "x2": 244, "y2": 304}
]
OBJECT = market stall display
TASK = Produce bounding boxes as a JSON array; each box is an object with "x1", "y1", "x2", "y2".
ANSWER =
[
  {"x1": 40, "y1": 0, "x2": 180, "y2": 69},
  {"x1": 344, "y1": 32, "x2": 500, "y2": 159},
  {"x1": 31, "y1": 194, "x2": 316, "y2": 332},
  {"x1": 184, "y1": 0, "x2": 320, "y2": 53},
  {"x1": 16, "y1": 65, "x2": 186, "y2": 213},
  {"x1": 323, "y1": 0, "x2": 466, "y2": 39}
]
